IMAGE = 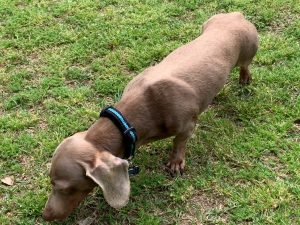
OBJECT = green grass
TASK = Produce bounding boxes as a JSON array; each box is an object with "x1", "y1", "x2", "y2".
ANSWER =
[{"x1": 0, "y1": 0, "x2": 299, "y2": 224}]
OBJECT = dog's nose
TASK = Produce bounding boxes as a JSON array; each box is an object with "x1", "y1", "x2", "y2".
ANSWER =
[
  {"x1": 43, "y1": 207, "x2": 67, "y2": 221},
  {"x1": 42, "y1": 207, "x2": 55, "y2": 221}
]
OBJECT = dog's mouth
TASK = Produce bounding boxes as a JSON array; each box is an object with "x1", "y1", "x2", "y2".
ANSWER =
[{"x1": 43, "y1": 202, "x2": 80, "y2": 222}]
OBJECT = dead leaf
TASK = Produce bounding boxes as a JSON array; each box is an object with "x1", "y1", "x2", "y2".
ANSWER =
[{"x1": 1, "y1": 176, "x2": 14, "y2": 186}]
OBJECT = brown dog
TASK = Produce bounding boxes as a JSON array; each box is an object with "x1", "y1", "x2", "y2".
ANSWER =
[{"x1": 43, "y1": 12, "x2": 258, "y2": 221}]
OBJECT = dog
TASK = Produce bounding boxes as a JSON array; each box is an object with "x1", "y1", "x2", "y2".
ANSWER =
[{"x1": 43, "y1": 12, "x2": 258, "y2": 221}]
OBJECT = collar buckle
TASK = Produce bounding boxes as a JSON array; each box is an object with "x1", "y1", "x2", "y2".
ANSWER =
[{"x1": 128, "y1": 162, "x2": 140, "y2": 176}]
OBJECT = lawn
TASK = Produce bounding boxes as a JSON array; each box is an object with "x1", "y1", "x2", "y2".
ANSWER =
[{"x1": 0, "y1": 0, "x2": 299, "y2": 224}]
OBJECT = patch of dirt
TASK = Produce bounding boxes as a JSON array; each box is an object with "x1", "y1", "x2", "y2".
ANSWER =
[
  {"x1": 8, "y1": 156, "x2": 36, "y2": 187},
  {"x1": 269, "y1": 11, "x2": 299, "y2": 33},
  {"x1": 261, "y1": 153, "x2": 288, "y2": 180},
  {"x1": 102, "y1": 96, "x2": 115, "y2": 106},
  {"x1": 24, "y1": 109, "x2": 48, "y2": 134},
  {"x1": 292, "y1": 120, "x2": 300, "y2": 132},
  {"x1": 181, "y1": 191, "x2": 228, "y2": 225},
  {"x1": 19, "y1": 155, "x2": 34, "y2": 169},
  {"x1": 286, "y1": 120, "x2": 300, "y2": 143}
]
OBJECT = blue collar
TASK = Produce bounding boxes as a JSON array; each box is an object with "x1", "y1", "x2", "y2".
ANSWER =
[{"x1": 99, "y1": 106, "x2": 138, "y2": 159}]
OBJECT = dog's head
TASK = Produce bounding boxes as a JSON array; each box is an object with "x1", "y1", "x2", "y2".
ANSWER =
[{"x1": 43, "y1": 132, "x2": 130, "y2": 221}]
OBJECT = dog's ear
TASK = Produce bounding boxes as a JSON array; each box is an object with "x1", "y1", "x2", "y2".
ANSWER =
[{"x1": 83, "y1": 151, "x2": 130, "y2": 209}]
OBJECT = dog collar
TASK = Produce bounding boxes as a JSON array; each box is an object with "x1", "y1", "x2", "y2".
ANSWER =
[{"x1": 99, "y1": 106, "x2": 138, "y2": 159}]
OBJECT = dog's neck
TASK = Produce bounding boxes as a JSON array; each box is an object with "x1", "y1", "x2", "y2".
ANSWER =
[
  {"x1": 85, "y1": 102, "x2": 151, "y2": 158},
  {"x1": 85, "y1": 117, "x2": 125, "y2": 157}
]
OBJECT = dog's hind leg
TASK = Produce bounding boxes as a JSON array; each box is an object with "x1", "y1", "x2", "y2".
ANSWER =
[
  {"x1": 239, "y1": 65, "x2": 252, "y2": 85},
  {"x1": 238, "y1": 36, "x2": 258, "y2": 85}
]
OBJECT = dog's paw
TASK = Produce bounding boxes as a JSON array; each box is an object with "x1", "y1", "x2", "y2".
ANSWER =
[
  {"x1": 166, "y1": 159, "x2": 185, "y2": 176},
  {"x1": 239, "y1": 76, "x2": 252, "y2": 85},
  {"x1": 239, "y1": 69, "x2": 252, "y2": 85}
]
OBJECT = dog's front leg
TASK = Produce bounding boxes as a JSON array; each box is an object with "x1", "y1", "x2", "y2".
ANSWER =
[{"x1": 167, "y1": 121, "x2": 195, "y2": 176}]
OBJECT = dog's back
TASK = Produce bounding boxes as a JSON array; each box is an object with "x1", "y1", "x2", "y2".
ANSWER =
[
  {"x1": 123, "y1": 13, "x2": 258, "y2": 112},
  {"x1": 155, "y1": 12, "x2": 258, "y2": 85}
]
